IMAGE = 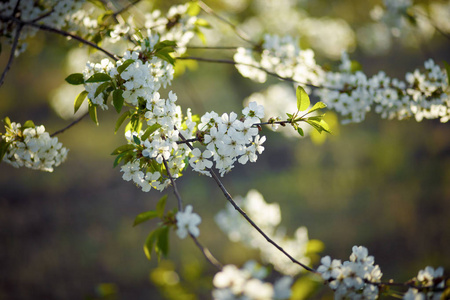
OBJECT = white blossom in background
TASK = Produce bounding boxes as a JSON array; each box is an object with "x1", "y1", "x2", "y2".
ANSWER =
[
  {"x1": 143, "y1": 3, "x2": 198, "y2": 55},
  {"x1": 317, "y1": 246, "x2": 383, "y2": 299},
  {"x1": 175, "y1": 205, "x2": 201, "y2": 239},
  {"x1": 402, "y1": 266, "x2": 445, "y2": 300},
  {"x1": 216, "y1": 190, "x2": 311, "y2": 275},
  {"x1": 1, "y1": 122, "x2": 68, "y2": 172},
  {"x1": 369, "y1": 0, "x2": 450, "y2": 49},
  {"x1": 316, "y1": 53, "x2": 450, "y2": 124},
  {"x1": 234, "y1": 34, "x2": 324, "y2": 86},
  {"x1": 212, "y1": 262, "x2": 292, "y2": 300}
]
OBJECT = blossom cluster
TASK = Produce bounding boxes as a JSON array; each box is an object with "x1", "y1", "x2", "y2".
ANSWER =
[
  {"x1": 233, "y1": 34, "x2": 450, "y2": 124},
  {"x1": 1, "y1": 121, "x2": 68, "y2": 172},
  {"x1": 212, "y1": 262, "x2": 293, "y2": 300},
  {"x1": 0, "y1": 0, "x2": 85, "y2": 55},
  {"x1": 79, "y1": 31, "x2": 269, "y2": 191},
  {"x1": 316, "y1": 53, "x2": 450, "y2": 123},
  {"x1": 175, "y1": 205, "x2": 201, "y2": 239},
  {"x1": 216, "y1": 190, "x2": 312, "y2": 276},
  {"x1": 234, "y1": 34, "x2": 323, "y2": 85},
  {"x1": 403, "y1": 266, "x2": 445, "y2": 300},
  {"x1": 106, "y1": 2, "x2": 201, "y2": 56},
  {"x1": 317, "y1": 246, "x2": 383, "y2": 299},
  {"x1": 193, "y1": 102, "x2": 266, "y2": 176}
]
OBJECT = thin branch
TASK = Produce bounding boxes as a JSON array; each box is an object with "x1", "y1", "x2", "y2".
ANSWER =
[
  {"x1": 208, "y1": 169, "x2": 317, "y2": 274},
  {"x1": 0, "y1": 15, "x2": 118, "y2": 61},
  {"x1": 187, "y1": 46, "x2": 240, "y2": 50},
  {"x1": 412, "y1": 9, "x2": 450, "y2": 41},
  {"x1": 197, "y1": 1, "x2": 258, "y2": 47},
  {"x1": 176, "y1": 130, "x2": 317, "y2": 274},
  {"x1": 50, "y1": 111, "x2": 89, "y2": 137},
  {"x1": 162, "y1": 156, "x2": 222, "y2": 270},
  {"x1": 162, "y1": 158, "x2": 183, "y2": 211},
  {"x1": 190, "y1": 233, "x2": 223, "y2": 270},
  {"x1": 112, "y1": 0, "x2": 142, "y2": 18},
  {"x1": 0, "y1": 24, "x2": 23, "y2": 88},
  {"x1": 176, "y1": 56, "x2": 332, "y2": 90},
  {"x1": 176, "y1": 138, "x2": 199, "y2": 145}
]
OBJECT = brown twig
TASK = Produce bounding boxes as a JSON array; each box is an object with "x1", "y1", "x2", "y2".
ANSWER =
[
  {"x1": 0, "y1": 24, "x2": 23, "y2": 88},
  {"x1": 162, "y1": 158, "x2": 183, "y2": 211},
  {"x1": 162, "y1": 156, "x2": 222, "y2": 270},
  {"x1": 176, "y1": 130, "x2": 317, "y2": 274},
  {"x1": 0, "y1": 15, "x2": 118, "y2": 61},
  {"x1": 50, "y1": 111, "x2": 89, "y2": 137}
]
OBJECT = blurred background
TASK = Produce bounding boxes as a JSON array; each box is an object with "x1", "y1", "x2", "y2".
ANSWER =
[{"x1": 0, "y1": 0, "x2": 449, "y2": 299}]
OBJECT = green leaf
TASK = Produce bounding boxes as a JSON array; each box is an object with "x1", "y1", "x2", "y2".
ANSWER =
[
  {"x1": 85, "y1": 73, "x2": 111, "y2": 83},
  {"x1": 94, "y1": 81, "x2": 111, "y2": 98},
  {"x1": 155, "y1": 50, "x2": 175, "y2": 65},
  {"x1": 133, "y1": 210, "x2": 159, "y2": 227},
  {"x1": 156, "y1": 195, "x2": 168, "y2": 218},
  {"x1": 141, "y1": 124, "x2": 162, "y2": 141},
  {"x1": 133, "y1": 135, "x2": 141, "y2": 145},
  {"x1": 156, "y1": 226, "x2": 170, "y2": 258},
  {"x1": 296, "y1": 86, "x2": 310, "y2": 111},
  {"x1": 113, "y1": 89, "x2": 124, "y2": 113},
  {"x1": 87, "y1": 0, "x2": 106, "y2": 9},
  {"x1": 111, "y1": 144, "x2": 135, "y2": 155},
  {"x1": 143, "y1": 229, "x2": 160, "y2": 260},
  {"x1": 0, "y1": 139, "x2": 11, "y2": 162},
  {"x1": 117, "y1": 59, "x2": 135, "y2": 74},
  {"x1": 115, "y1": 111, "x2": 130, "y2": 134},
  {"x1": 22, "y1": 120, "x2": 35, "y2": 129},
  {"x1": 187, "y1": 1, "x2": 201, "y2": 16},
  {"x1": 195, "y1": 18, "x2": 212, "y2": 28},
  {"x1": 297, "y1": 127, "x2": 304, "y2": 136},
  {"x1": 3, "y1": 116, "x2": 11, "y2": 129},
  {"x1": 194, "y1": 27, "x2": 207, "y2": 45},
  {"x1": 65, "y1": 73, "x2": 85, "y2": 85},
  {"x1": 308, "y1": 102, "x2": 327, "y2": 114},
  {"x1": 444, "y1": 61, "x2": 450, "y2": 86},
  {"x1": 154, "y1": 40, "x2": 177, "y2": 51},
  {"x1": 88, "y1": 102, "x2": 99, "y2": 125},
  {"x1": 306, "y1": 115, "x2": 325, "y2": 122},
  {"x1": 113, "y1": 153, "x2": 125, "y2": 168},
  {"x1": 305, "y1": 119, "x2": 331, "y2": 134},
  {"x1": 74, "y1": 90, "x2": 88, "y2": 114}
]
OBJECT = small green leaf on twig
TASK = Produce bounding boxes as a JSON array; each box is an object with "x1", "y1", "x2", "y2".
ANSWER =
[
  {"x1": 65, "y1": 73, "x2": 85, "y2": 85},
  {"x1": 133, "y1": 211, "x2": 159, "y2": 227},
  {"x1": 296, "y1": 86, "x2": 310, "y2": 111},
  {"x1": 74, "y1": 90, "x2": 88, "y2": 114}
]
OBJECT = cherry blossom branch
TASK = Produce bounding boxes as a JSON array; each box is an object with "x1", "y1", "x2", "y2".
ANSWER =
[
  {"x1": 0, "y1": 23, "x2": 23, "y2": 88},
  {"x1": 0, "y1": 15, "x2": 118, "y2": 61},
  {"x1": 189, "y1": 233, "x2": 223, "y2": 270},
  {"x1": 50, "y1": 111, "x2": 89, "y2": 137},
  {"x1": 162, "y1": 156, "x2": 222, "y2": 270},
  {"x1": 176, "y1": 130, "x2": 317, "y2": 274},
  {"x1": 208, "y1": 169, "x2": 317, "y2": 274}
]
